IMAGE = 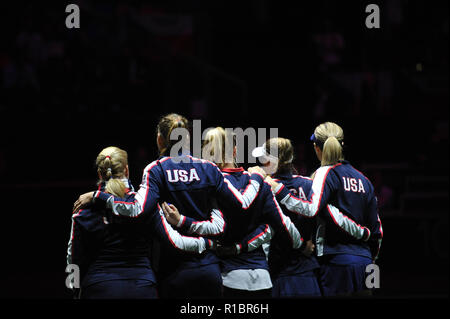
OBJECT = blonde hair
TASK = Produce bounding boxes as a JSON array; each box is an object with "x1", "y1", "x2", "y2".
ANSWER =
[
  {"x1": 265, "y1": 137, "x2": 294, "y2": 174},
  {"x1": 156, "y1": 113, "x2": 189, "y2": 156},
  {"x1": 313, "y1": 122, "x2": 344, "y2": 166},
  {"x1": 202, "y1": 127, "x2": 236, "y2": 169},
  {"x1": 96, "y1": 146, "x2": 128, "y2": 198}
]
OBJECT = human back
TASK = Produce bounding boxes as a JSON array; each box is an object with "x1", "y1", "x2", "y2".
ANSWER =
[{"x1": 68, "y1": 146, "x2": 157, "y2": 299}]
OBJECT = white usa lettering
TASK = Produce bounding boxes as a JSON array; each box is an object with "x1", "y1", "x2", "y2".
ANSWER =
[
  {"x1": 166, "y1": 169, "x2": 201, "y2": 183},
  {"x1": 298, "y1": 187, "x2": 307, "y2": 201},
  {"x1": 178, "y1": 170, "x2": 188, "y2": 182},
  {"x1": 342, "y1": 177, "x2": 366, "y2": 193},
  {"x1": 290, "y1": 187, "x2": 307, "y2": 200}
]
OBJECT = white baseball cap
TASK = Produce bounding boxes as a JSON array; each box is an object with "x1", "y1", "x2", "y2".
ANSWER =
[
  {"x1": 252, "y1": 143, "x2": 266, "y2": 158},
  {"x1": 252, "y1": 142, "x2": 293, "y2": 163},
  {"x1": 252, "y1": 143, "x2": 279, "y2": 162}
]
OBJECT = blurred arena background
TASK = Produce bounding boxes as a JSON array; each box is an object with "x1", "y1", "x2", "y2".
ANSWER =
[{"x1": 0, "y1": 0, "x2": 447, "y2": 298}]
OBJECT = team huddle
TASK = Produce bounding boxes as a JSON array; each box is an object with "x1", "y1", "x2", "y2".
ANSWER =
[{"x1": 68, "y1": 113, "x2": 383, "y2": 299}]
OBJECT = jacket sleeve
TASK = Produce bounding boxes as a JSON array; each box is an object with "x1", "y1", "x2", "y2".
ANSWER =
[
  {"x1": 262, "y1": 185, "x2": 303, "y2": 249},
  {"x1": 178, "y1": 209, "x2": 226, "y2": 237},
  {"x1": 235, "y1": 224, "x2": 273, "y2": 254},
  {"x1": 67, "y1": 210, "x2": 84, "y2": 267},
  {"x1": 93, "y1": 161, "x2": 162, "y2": 218},
  {"x1": 366, "y1": 193, "x2": 384, "y2": 260},
  {"x1": 214, "y1": 166, "x2": 264, "y2": 210},
  {"x1": 66, "y1": 211, "x2": 87, "y2": 297},
  {"x1": 274, "y1": 165, "x2": 335, "y2": 217},
  {"x1": 150, "y1": 205, "x2": 214, "y2": 253},
  {"x1": 323, "y1": 204, "x2": 371, "y2": 241}
]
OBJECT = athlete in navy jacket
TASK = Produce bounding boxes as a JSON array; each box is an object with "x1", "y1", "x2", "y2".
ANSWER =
[
  {"x1": 270, "y1": 173, "x2": 322, "y2": 297},
  {"x1": 217, "y1": 167, "x2": 301, "y2": 298},
  {"x1": 67, "y1": 147, "x2": 212, "y2": 299},
  {"x1": 267, "y1": 123, "x2": 383, "y2": 296},
  {"x1": 254, "y1": 137, "x2": 369, "y2": 297}
]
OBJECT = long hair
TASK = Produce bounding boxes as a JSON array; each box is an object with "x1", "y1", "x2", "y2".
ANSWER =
[
  {"x1": 156, "y1": 113, "x2": 190, "y2": 156},
  {"x1": 265, "y1": 137, "x2": 295, "y2": 174},
  {"x1": 313, "y1": 122, "x2": 344, "y2": 166},
  {"x1": 202, "y1": 127, "x2": 236, "y2": 169}
]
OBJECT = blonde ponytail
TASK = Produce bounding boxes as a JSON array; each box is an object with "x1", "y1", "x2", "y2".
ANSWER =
[
  {"x1": 106, "y1": 178, "x2": 127, "y2": 198},
  {"x1": 96, "y1": 146, "x2": 128, "y2": 198},
  {"x1": 313, "y1": 122, "x2": 344, "y2": 167},
  {"x1": 321, "y1": 136, "x2": 344, "y2": 166}
]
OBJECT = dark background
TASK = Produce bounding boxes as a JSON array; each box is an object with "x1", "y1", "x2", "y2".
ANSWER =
[{"x1": 0, "y1": 0, "x2": 447, "y2": 298}]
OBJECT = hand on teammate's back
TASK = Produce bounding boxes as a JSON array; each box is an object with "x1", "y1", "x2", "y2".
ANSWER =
[
  {"x1": 73, "y1": 191, "x2": 95, "y2": 213},
  {"x1": 264, "y1": 176, "x2": 279, "y2": 190},
  {"x1": 247, "y1": 166, "x2": 267, "y2": 178},
  {"x1": 161, "y1": 202, "x2": 182, "y2": 226},
  {"x1": 301, "y1": 240, "x2": 315, "y2": 257}
]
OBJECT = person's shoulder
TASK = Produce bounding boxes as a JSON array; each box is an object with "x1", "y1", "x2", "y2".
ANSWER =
[
  {"x1": 292, "y1": 174, "x2": 313, "y2": 182},
  {"x1": 143, "y1": 159, "x2": 161, "y2": 172},
  {"x1": 261, "y1": 179, "x2": 274, "y2": 193},
  {"x1": 72, "y1": 207, "x2": 100, "y2": 225},
  {"x1": 291, "y1": 174, "x2": 313, "y2": 188},
  {"x1": 189, "y1": 155, "x2": 218, "y2": 167},
  {"x1": 72, "y1": 207, "x2": 90, "y2": 218},
  {"x1": 142, "y1": 157, "x2": 174, "y2": 175},
  {"x1": 315, "y1": 164, "x2": 337, "y2": 177},
  {"x1": 350, "y1": 165, "x2": 374, "y2": 189}
]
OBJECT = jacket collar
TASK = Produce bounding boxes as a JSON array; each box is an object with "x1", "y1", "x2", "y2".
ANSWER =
[
  {"x1": 221, "y1": 167, "x2": 245, "y2": 173},
  {"x1": 273, "y1": 171, "x2": 292, "y2": 180}
]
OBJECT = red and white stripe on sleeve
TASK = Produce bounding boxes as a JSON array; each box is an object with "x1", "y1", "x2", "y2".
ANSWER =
[
  {"x1": 158, "y1": 207, "x2": 208, "y2": 253},
  {"x1": 188, "y1": 209, "x2": 225, "y2": 236},
  {"x1": 278, "y1": 164, "x2": 340, "y2": 217}
]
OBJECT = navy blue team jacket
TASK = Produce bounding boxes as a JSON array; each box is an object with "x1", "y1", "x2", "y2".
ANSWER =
[
  {"x1": 92, "y1": 154, "x2": 266, "y2": 276},
  {"x1": 270, "y1": 171, "x2": 320, "y2": 277},
  {"x1": 275, "y1": 160, "x2": 383, "y2": 260},
  {"x1": 68, "y1": 180, "x2": 155, "y2": 289},
  {"x1": 68, "y1": 179, "x2": 213, "y2": 289},
  {"x1": 212, "y1": 167, "x2": 290, "y2": 274}
]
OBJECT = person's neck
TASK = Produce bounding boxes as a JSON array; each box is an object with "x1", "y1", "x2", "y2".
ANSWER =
[{"x1": 222, "y1": 163, "x2": 236, "y2": 169}]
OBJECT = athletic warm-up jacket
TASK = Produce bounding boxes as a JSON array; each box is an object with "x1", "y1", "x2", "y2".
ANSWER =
[
  {"x1": 274, "y1": 160, "x2": 383, "y2": 260},
  {"x1": 269, "y1": 171, "x2": 320, "y2": 276},
  {"x1": 67, "y1": 179, "x2": 211, "y2": 291}
]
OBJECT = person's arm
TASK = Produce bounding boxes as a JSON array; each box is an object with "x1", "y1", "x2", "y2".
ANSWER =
[
  {"x1": 151, "y1": 204, "x2": 215, "y2": 253},
  {"x1": 66, "y1": 210, "x2": 87, "y2": 298},
  {"x1": 73, "y1": 160, "x2": 163, "y2": 217},
  {"x1": 98, "y1": 161, "x2": 162, "y2": 217},
  {"x1": 262, "y1": 185, "x2": 303, "y2": 249},
  {"x1": 366, "y1": 194, "x2": 384, "y2": 261},
  {"x1": 216, "y1": 224, "x2": 273, "y2": 257},
  {"x1": 324, "y1": 204, "x2": 371, "y2": 241},
  {"x1": 163, "y1": 203, "x2": 226, "y2": 237},
  {"x1": 214, "y1": 165, "x2": 266, "y2": 210},
  {"x1": 269, "y1": 165, "x2": 337, "y2": 218},
  {"x1": 268, "y1": 167, "x2": 369, "y2": 241},
  {"x1": 67, "y1": 210, "x2": 85, "y2": 267},
  {"x1": 235, "y1": 224, "x2": 273, "y2": 254}
]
